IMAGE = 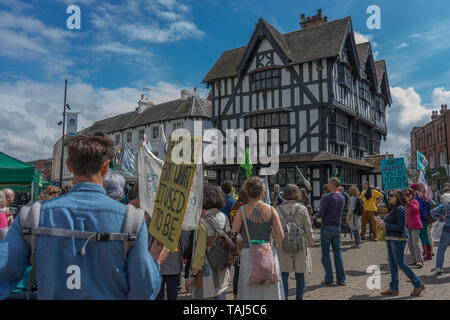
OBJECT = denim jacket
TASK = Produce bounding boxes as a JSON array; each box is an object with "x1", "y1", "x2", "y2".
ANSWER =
[
  {"x1": 0, "y1": 182, "x2": 161, "y2": 300},
  {"x1": 384, "y1": 205, "x2": 408, "y2": 239}
]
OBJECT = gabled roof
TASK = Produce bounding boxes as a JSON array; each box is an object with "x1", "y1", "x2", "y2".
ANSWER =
[
  {"x1": 356, "y1": 42, "x2": 378, "y2": 87},
  {"x1": 203, "y1": 17, "x2": 352, "y2": 83},
  {"x1": 374, "y1": 60, "x2": 392, "y2": 103},
  {"x1": 374, "y1": 60, "x2": 386, "y2": 85},
  {"x1": 82, "y1": 95, "x2": 211, "y2": 134},
  {"x1": 356, "y1": 42, "x2": 370, "y2": 67}
]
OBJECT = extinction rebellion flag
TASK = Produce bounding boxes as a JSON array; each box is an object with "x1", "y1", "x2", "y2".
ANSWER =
[{"x1": 417, "y1": 151, "x2": 428, "y2": 171}]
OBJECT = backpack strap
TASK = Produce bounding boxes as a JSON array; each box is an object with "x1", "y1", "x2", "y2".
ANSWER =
[
  {"x1": 19, "y1": 201, "x2": 41, "y2": 300},
  {"x1": 121, "y1": 204, "x2": 145, "y2": 258}
]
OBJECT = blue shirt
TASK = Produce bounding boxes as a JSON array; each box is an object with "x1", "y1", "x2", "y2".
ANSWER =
[
  {"x1": 385, "y1": 206, "x2": 409, "y2": 239},
  {"x1": 315, "y1": 193, "x2": 345, "y2": 225},
  {"x1": 0, "y1": 182, "x2": 161, "y2": 300},
  {"x1": 221, "y1": 194, "x2": 236, "y2": 227}
]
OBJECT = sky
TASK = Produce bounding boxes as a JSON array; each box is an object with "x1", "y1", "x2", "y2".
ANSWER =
[{"x1": 0, "y1": 0, "x2": 449, "y2": 161}]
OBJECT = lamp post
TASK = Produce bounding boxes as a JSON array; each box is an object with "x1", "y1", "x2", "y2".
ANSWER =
[{"x1": 58, "y1": 79, "x2": 70, "y2": 187}]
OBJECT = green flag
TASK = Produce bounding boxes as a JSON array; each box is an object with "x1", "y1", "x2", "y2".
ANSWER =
[
  {"x1": 339, "y1": 169, "x2": 343, "y2": 184},
  {"x1": 241, "y1": 147, "x2": 253, "y2": 178},
  {"x1": 109, "y1": 155, "x2": 116, "y2": 171}
]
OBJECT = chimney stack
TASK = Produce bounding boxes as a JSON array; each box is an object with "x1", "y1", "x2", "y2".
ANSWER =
[
  {"x1": 300, "y1": 9, "x2": 328, "y2": 30},
  {"x1": 431, "y1": 110, "x2": 439, "y2": 120}
]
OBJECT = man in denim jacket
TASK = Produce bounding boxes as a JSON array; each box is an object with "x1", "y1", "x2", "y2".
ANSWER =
[{"x1": 0, "y1": 132, "x2": 167, "y2": 299}]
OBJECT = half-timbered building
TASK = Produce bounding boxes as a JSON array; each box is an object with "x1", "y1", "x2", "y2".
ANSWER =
[{"x1": 202, "y1": 10, "x2": 391, "y2": 211}]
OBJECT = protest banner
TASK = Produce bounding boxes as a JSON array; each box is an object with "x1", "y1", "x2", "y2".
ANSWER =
[
  {"x1": 145, "y1": 134, "x2": 202, "y2": 252},
  {"x1": 138, "y1": 141, "x2": 203, "y2": 232},
  {"x1": 380, "y1": 157, "x2": 409, "y2": 190},
  {"x1": 120, "y1": 143, "x2": 137, "y2": 176}
]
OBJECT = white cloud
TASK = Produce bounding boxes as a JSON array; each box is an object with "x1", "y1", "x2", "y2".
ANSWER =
[
  {"x1": 120, "y1": 20, "x2": 205, "y2": 43},
  {"x1": 354, "y1": 32, "x2": 370, "y2": 44},
  {"x1": 0, "y1": 79, "x2": 206, "y2": 161},
  {"x1": 381, "y1": 86, "x2": 433, "y2": 156},
  {"x1": 394, "y1": 42, "x2": 408, "y2": 50},
  {"x1": 93, "y1": 42, "x2": 149, "y2": 56},
  {"x1": 92, "y1": 0, "x2": 205, "y2": 44},
  {"x1": 0, "y1": 10, "x2": 75, "y2": 76},
  {"x1": 432, "y1": 87, "x2": 450, "y2": 107}
]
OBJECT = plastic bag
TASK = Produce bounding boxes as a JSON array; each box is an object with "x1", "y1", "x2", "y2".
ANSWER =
[
  {"x1": 432, "y1": 218, "x2": 445, "y2": 240},
  {"x1": 375, "y1": 216, "x2": 386, "y2": 241}
]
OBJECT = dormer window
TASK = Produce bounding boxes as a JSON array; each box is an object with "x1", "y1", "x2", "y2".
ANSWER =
[{"x1": 250, "y1": 68, "x2": 280, "y2": 92}]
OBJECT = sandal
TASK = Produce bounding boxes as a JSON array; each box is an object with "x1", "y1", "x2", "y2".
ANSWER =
[
  {"x1": 408, "y1": 262, "x2": 416, "y2": 266},
  {"x1": 410, "y1": 285, "x2": 425, "y2": 297},
  {"x1": 321, "y1": 281, "x2": 335, "y2": 287},
  {"x1": 381, "y1": 289, "x2": 399, "y2": 296},
  {"x1": 415, "y1": 262, "x2": 424, "y2": 268},
  {"x1": 336, "y1": 281, "x2": 346, "y2": 286}
]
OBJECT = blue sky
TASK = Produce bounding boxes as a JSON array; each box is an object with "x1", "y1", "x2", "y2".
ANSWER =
[{"x1": 1, "y1": 0, "x2": 449, "y2": 161}]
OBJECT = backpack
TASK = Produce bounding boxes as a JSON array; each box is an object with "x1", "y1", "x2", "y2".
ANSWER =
[
  {"x1": 279, "y1": 205, "x2": 305, "y2": 252},
  {"x1": 354, "y1": 198, "x2": 364, "y2": 216},
  {"x1": 19, "y1": 202, "x2": 145, "y2": 300},
  {"x1": 202, "y1": 214, "x2": 243, "y2": 272}
]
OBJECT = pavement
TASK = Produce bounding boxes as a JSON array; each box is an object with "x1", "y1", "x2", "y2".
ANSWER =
[{"x1": 177, "y1": 227, "x2": 450, "y2": 300}]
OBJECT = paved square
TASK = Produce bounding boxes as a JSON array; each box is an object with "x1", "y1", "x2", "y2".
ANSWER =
[{"x1": 178, "y1": 228, "x2": 450, "y2": 300}]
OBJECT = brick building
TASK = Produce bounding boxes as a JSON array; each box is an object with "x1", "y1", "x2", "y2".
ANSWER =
[
  {"x1": 28, "y1": 158, "x2": 53, "y2": 181},
  {"x1": 411, "y1": 104, "x2": 450, "y2": 190}
]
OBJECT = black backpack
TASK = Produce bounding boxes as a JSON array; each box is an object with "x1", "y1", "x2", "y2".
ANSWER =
[{"x1": 354, "y1": 198, "x2": 364, "y2": 216}]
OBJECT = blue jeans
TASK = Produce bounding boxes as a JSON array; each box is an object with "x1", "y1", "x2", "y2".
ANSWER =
[
  {"x1": 320, "y1": 224, "x2": 346, "y2": 283},
  {"x1": 156, "y1": 274, "x2": 178, "y2": 300},
  {"x1": 436, "y1": 231, "x2": 450, "y2": 270},
  {"x1": 281, "y1": 272, "x2": 305, "y2": 300},
  {"x1": 386, "y1": 240, "x2": 423, "y2": 291}
]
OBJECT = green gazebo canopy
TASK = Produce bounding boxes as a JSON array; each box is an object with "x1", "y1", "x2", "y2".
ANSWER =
[{"x1": 0, "y1": 151, "x2": 51, "y2": 198}]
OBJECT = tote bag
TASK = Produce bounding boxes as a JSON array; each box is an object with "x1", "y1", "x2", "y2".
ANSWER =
[{"x1": 241, "y1": 206, "x2": 280, "y2": 285}]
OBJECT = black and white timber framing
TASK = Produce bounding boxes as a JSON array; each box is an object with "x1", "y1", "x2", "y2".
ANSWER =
[{"x1": 202, "y1": 16, "x2": 392, "y2": 211}]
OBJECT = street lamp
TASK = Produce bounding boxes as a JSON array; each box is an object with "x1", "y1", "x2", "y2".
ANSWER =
[{"x1": 59, "y1": 79, "x2": 68, "y2": 188}]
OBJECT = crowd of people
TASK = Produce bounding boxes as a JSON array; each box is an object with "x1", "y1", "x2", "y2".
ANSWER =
[{"x1": 0, "y1": 131, "x2": 449, "y2": 300}]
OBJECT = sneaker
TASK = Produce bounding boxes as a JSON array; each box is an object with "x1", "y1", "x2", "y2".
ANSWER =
[{"x1": 436, "y1": 268, "x2": 443, "y2": 275}]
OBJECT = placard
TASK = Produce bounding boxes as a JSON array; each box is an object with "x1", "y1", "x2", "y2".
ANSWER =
[
  {"x1": 381, "y1": 157, "x2": 409, "y2": 191},
  {"x1": 148, "y1": 134, "x2": 201, "y2": 252}
]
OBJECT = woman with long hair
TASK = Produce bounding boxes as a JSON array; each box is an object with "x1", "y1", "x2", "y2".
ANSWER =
[
  {"x1": 347, "y1": 186, "x2": 362, "y2": 248},
  {"x1": 232, "y1": 177, "x2": 285, "y2": 300},
  {"x1": 412, "y1": 183, "x2": 433, "y2": 261},
  {"x1": 378, "y1": 190, "x2": 425, "y2": 297},
  {"x1": 360, "y1": 182, "x2": 382, "y2": 241}
]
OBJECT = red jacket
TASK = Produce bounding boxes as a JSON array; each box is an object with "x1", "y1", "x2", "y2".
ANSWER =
[{"x1": 406, "y1": 199, "x2": 423, "y2": 230}]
